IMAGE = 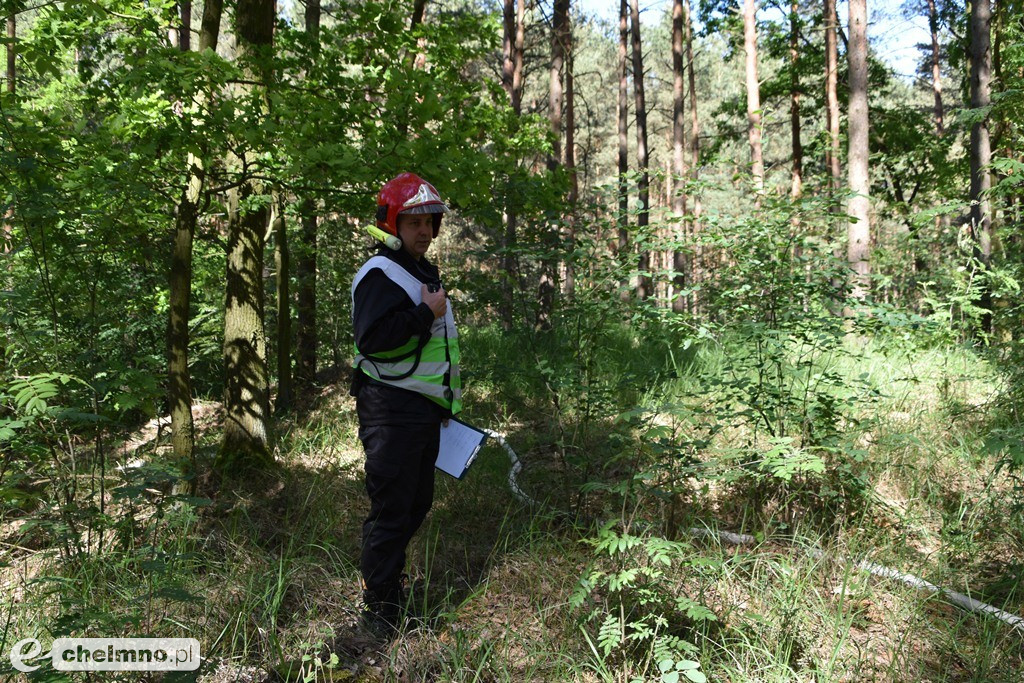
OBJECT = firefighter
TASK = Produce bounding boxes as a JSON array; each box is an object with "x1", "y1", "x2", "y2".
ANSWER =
[{"x1": 350, "y1": 172, "x2": 462, "y2": 632}]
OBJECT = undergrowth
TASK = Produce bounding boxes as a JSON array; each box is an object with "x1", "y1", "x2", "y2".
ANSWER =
[{"x1": 1, "y1": 319, "x2": 1023, "y2": 681}]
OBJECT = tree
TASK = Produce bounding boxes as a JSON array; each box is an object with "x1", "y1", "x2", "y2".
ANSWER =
[
  {"x1": 565, "y1": 18, "x2": 578, "y2": 298},
  {"x1": 549, "y1": 0, "x2": 570, "y2": 170},
  {"x1": 927, "y1": 0, "x2": 945, "y2": 134},
  {"x1": 5, "y1": 10, "x2": 13, "y2": 93},
  {"x1": 671, "y1": 0, "x2": 689, "y2": 313},
  {"x1": 538, "y1": 0, "x2": 572, "y2": 329},
  {"x1": 825, "y1": 0, "x2": 841, "y2": 200},
  {"x1": 846, "y1": 0, "x2": 871, "y2": 311},
  {"x1": 219, "y1": 0, "x2": 275, "y2": 471},
  {"x1": 617, "y1": 0, "x2": 630, "y2": 298},
  {"x1": 742, "y1": 0, "x2": 765, "y2": 198},
  {"x1": 499, "y1": 0, "x2": 523, "y2": 326},
  {"x1": 789, "y1": 0, "x2": 802, "y2": 201},
  {"x1": 294, "y1": 0, "x2": 321, "y2": 393},
  {"x1": 630, "y1": 0, "x2": 652, "y2": 299},
  {"x1": 167, "y1": 0, "x2": 222, "y2": 481},
  {"x1": 969, "y1": 0, "x2": 993, "y2": 332},
  {"x1": 272, "y1": 196, "x2": 292, "y2": 413},
  {"x1": 684, "y1": 0, "x2": 702, "y2": 308}
]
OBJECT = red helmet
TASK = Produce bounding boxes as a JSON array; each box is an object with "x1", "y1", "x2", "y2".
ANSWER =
[{"x1": 375, "y1": 172, "x2": 449, "y2": 237}]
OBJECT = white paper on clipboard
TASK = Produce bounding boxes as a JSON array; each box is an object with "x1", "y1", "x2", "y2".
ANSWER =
[{"x1": 436, "y1": 418, "x2": 488, "y2": 479}]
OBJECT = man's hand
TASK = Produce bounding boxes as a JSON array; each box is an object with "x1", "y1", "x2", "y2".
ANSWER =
[{"x1": 422, "y1": 284, "x2": 447, "y2": 319}]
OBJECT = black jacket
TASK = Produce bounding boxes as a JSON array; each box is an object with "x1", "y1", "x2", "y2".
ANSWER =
[{"x1": 350, "y1": 247, "x2": 447, "y2": 426}]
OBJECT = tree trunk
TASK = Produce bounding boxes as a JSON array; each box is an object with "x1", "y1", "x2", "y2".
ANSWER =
[
  {"x1": 671, "y1": 0, "x2": 689, "y2": 314},
  {"x1": 179, "y1": 1, "x2": 191, "y2": 52},
  {"x1": 548, "y1": 0, "x2": 569, "y2": 170},
  {"x1": 410, "y1": 0, "x2": 427, "y2": 68},
  {"x1": 565, "y1": 25, "x2": 577, "y2": 299},
  {"x1": 825, "y1": 0, "x2": 841, "y2": 199},
  {"x1": 845, "y1": 0, "x2": 871, "y2": 313},
  {"x1": 295, "y1": 201, "x2": 317, "y2": 388},
  {"x1": 630, "y1": 0, "x2": 652, "y2": 300},
  {"x1": 220, "y1": 0, "x2": 275, "y2": 471},
  {"x1": 167, "y1": 0, "x2": 222, "y2": 484},
  {"x1": 499, "y1": 0, "x2": 522, "y2": 327},
  {"x1": 684, "y1": 0, "x2": 701, "y2": 308},
  {"x1": 969, "y1": 0, "x2": 992, "y2": 333},
  {"x1": 789, "y1": 0, "x2": 802, "y2": 201},
  {"x1": 412, "y1": 0, "x2": 427, "y2": 27},
  {"x1": 742, "y1": 0, "x2": 764, "y2": 198},
  {"x1": 502, "y1": 0, "x2": 516, "y2": 103},
  {"x1": 272, "y1": 197, "x2": 292, "y2": 413},
  {"x1": 6, "y1": 12, "x2": 13, "y2": 93},
  {"x1": 825, "y1": 0, "x2": 843, "y2": 310},
  {"x1": 513, "y1": 0, "x2": 524, "y2": 117},
  {"x1": 537, "y1": 0, "x2": 570, "y2": 330},
  {"x1": 927, "y1": 0, "x2": 944, "y2": 135},
  {"x1": 295, "y1": 0, "x2": 320, "y2": 391},
  {"x1": 617, "y1": 0, "x2": 630, "y2": 299}
]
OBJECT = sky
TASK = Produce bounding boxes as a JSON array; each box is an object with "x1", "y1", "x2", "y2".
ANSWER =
[{"x1": 576, "y1": 0, "x2": 933, "y2": 81}]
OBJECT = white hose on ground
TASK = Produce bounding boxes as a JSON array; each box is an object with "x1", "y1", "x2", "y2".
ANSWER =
[
  {"x1": 486, "y1": 431, "x2": 1024, "y2": 635},
  {"x1": 482, "y1": 428, "x2": 538, "y2": 506}
]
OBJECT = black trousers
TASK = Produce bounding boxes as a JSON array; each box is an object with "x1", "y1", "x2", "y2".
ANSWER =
[{"x1": 359, "y1": 422, "x2": 439, "y2": 594}]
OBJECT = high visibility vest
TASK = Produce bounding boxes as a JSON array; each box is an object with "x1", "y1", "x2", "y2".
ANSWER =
[{"x1": 351, "y1": 255, "x2": 462, "y2": 415}]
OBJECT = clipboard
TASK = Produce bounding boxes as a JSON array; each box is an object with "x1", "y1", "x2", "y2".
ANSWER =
[{"x1": 436, "y1": 418, "x2": 488, "y2": 479}]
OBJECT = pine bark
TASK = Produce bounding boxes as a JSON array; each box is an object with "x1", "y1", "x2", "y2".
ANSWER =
[
  {"x1": 927, "y1": 0, "x2": 944, "y2": 135},
  {"x1": 500, "y1": 0, "x2": 524, "y2": 326},
  {"x1": 845, "y1": 0, "x2": 871, "y2": 311},
  {"x1": 671, "y1": 0, "x2": 688, "y2": 314},
  {"x1": 789, "y1": 0, "x2": 802, "y2": 201},
  {"x1": 295, "y1": 0, "x2": 320, "y2": 391},
  {"x1": 513, "y1": 0, "x2": 524, "y2": 117},
  {"x1": 617, "y1": 0, "x2": 629, "y2": 298},
  {"x1": 630, "y1": 0, "x2": 652, "y2": 299},
  {"x1": 684, "y1": 0, "x2": 702, "y2": 307},
  {"x1": 220, "y1": 0, "x2": 275, "y2": 470},
  {"x1": 548, "y1": 0, "x2": 569, "y2": 170},
  {"x1": 565, "y1": 26, "x2": 577, "y2": 298},
  {"x1": 537, "y1": 0, "x2": 571, "y2": 330},
  {"x1": 742, "y1": 0, "x2": 764, "y2": 198},
  {"x1": 825, "y1": 0, "x2": 841, "y2": 199},
  {"x1": 502, "y1": 0, "x2": 516, "y2": 104},
  {"x1": 167, "y1": 0, "x2": 222, "y2": 481},
  {"x1": 969, "y1": 0, "x2": 993, "y2": 333}
]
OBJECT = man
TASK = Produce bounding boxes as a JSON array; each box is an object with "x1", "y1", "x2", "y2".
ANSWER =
[{"x1": 350, "y1": 172, "x2": 462, "y2": 633}]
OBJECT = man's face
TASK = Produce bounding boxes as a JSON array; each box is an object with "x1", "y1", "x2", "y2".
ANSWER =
[{"x1": 396, "y1": 213, "x2": 434, "y2": 261}]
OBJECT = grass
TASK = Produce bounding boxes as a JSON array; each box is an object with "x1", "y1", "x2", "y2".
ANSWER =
[{"x1": 1, "y1": 324, "x2": 1023, "y2": 682}]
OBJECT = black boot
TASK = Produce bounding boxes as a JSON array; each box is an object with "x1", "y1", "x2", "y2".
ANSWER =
[{"x1": 360, "y1": 584, "x2": 403, "y2": 638}]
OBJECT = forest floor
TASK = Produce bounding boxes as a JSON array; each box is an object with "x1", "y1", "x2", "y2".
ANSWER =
[{"x1": 2, "y1": 340, "x2": 1023, "y2": 682}]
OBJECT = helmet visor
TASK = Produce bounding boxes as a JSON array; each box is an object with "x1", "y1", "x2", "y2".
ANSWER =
[{"x1": 399, "y1": 203, "x2": 449, "y2": 215}]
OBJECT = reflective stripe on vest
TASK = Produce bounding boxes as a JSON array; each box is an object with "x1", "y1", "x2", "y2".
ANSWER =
[{"x1": 351, "y1": 255, "x2": 463, "y2": 415}]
